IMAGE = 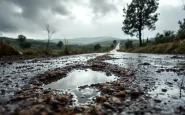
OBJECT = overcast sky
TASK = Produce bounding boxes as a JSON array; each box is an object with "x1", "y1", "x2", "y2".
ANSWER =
[{"x1": 0, "y1": 0, "x2": 184, "y2": 40}]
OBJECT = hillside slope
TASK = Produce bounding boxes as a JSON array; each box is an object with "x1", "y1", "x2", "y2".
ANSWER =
[
  {"x1": 51, "y1": 37, "x2": 121, "y2": 44},
  {"x1": 120, "y1": 40, "x2": 185, "y2": 54}
]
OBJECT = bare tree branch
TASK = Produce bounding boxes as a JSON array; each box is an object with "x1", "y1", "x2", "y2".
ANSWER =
[
  {"x1": 182, "y1": 0, "x2": 185, "y2": 10},
  {"x1": 45, "y1": 24, "x2": 56, "y2": 53}
]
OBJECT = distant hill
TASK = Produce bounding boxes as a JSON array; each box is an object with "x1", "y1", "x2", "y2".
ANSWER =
[
  {"x1": 51, "y1": 37, "x2": 121, "y2": 45},
  {"x1": 0, "y1": 36, "x2": 124, "y2": 50},
  {"x1": 0, "y1": 37, "x2": 58, "y2": 50}
]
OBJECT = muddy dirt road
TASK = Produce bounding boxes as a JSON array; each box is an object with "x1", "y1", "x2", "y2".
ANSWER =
[{"x1": 1, "y1": 43, "x2": 185, "y2": 114}]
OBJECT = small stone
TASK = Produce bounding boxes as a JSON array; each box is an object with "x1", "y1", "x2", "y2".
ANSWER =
[
  {"x1": 16, "y1": 90, "x2": 24, "y2": 94},
  {"x1": 173, "y1": 79, "x2": 178, "y2": 82},
  {"x1": 114, "y1": 91, "x2": 126, "y2": 98},
  {"x1": 154, "y1": 99, "x2": 162, "y2": 103},
  {"x1": 73, "y1": 107, "x2": 84, "y2": 113},
  {"x1": 96, "y1": 96, "x2": 106, "y2": 103},
  {"x1": 103, "y1": 102, "x2": 115, "y2": 110},
  {"x1": 81, "y1": 95, "x2": 85, "y2": 98},
  {"x1": 1, "y1": 90, "x2": 5, "y2": 95},
  {"x1": 59, "y1": 96, "x2": 67, "y2": 101},
  {"x1": 19, "y1": 110, "x2": 30, "y2": 115},
  {"x1": 112, "y1": 97, "x2": 122, "y2": 105},
  {"x1": 10, "y1": 96, "x2": 24, "y2": 101},
  {"x1": 161, "y1": 89, "x2": 167, "y2": 92},
  {"x1": 142, "y1": 62, "x2": 150, "y2": 65},
  {"x1": 39, "y1": 105, "x2": 45, "y2": 112},
  {"x1": 130, "y1": 91, "x2": 144, "y2": 99}
]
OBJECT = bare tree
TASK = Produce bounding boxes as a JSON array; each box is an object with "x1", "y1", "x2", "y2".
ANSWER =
[
  {"x1": 178, "y1": 75, "x2": 185, "y2": 98},
  {"x1": 182, "y1": 0, "x2": 185, "y2": 10},
  {"x1": 45, "y1": 24, "x2": 56, "y2": 53},
  {"x1": 64, "y1": 38, "x2": 69, "y2": 55}
]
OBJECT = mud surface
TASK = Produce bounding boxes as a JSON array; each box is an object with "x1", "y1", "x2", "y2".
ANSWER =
[
  {"x1": 0, "y1": 53, "x2": 102, "y2": 101},
  {"x1": 1, "y1": 44, "x2": 185, "y2": 114}
]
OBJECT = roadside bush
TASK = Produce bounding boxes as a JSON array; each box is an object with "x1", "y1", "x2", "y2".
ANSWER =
[
  {"x1": 94, "y1": 44, "x2": 101, "y2": 51},
  {"x1": 125, "y1": 40, "x2": 133, "y2": 49},
  {"x1": 19, "y1": 42, "x2": 31, "y2": 49},
  {"x1": 155, "y1": 30, "x2": 175, "y2": 44},
  {"x1": 177, "y1": 19, "x2": 185, "y2": 40}
]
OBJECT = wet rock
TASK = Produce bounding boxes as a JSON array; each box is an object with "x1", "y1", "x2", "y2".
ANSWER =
[
  {"x1": 7, "y1": 62, "x2": 12, "y2": 65},
  {"x1": 16, "y1": 90, "x2": 24, "y2": 94},
  {"x1": 171, "y1": 95, "x2": 179, "y2": 100},
  {"x1": 81, "y1": 95, "x2": 85, "y2": 98},
  {"x1": 43, "y1": 90, "x2": 50, "y2": 94},
  {"x1": 114, "y1": 91, "x2": 126, "y2": 98},
  {"x1": 154, "y1": 99, "x2": 162, "y2": 103},
  {"x1": 112, "y1": 97, "x2": 122, "y2": 105},
  {"x1": 156, "y1": 70, "x2": 162, "y2": 73},
  {"x1": 0, "y1": 106, "x2": 5, "y2": 114},
  {"x1": 103, "y1": 102, "x2": 115, "y2": 110},
  {"x1": 166, "y1": 82, "x2": 173, "y2": 85},
  {"x1": 29, "y1": 104, "x2": 41, "y2": 113},
  {"x1": 102, "y1": 87, "x2": 114, "y2": 94},
  {"x1": 39, "y1": 105, "x2": 45, "y2": 112},
  {"x1": 10, "y1": 96, "x2": 25, "y2": 101},
  {"x1": 0, "y1": 62, "x2": 5, "y2": 66},
  {"x1": 125, "y1": 71, "x2": 134, "y2": 76},
  {"x1": 96, "y1": 96, "x2": 106, "y2": 103},
  {"x1": 58, "y1": 96, "x2": 69, "y2": 103},
  {"x1": 73, "y1": 107, "x2": 84, "y2": 113},
  {"x1": 141, "y1": 62, "x2": 151, "y2": 65},
  {"x1": 130, "y1": 91, "x2": 144, "y2": 99},
  {"x1": 173, "y1": 79, "x2": 178, "y2": 82},
  {"x1": 161, "y1": 89, "x2": 167, "y2": 92},
  {"x1": 92, "y1": 63, "x2": 105, "y2": 68},
  {"x1": 178, "y1": 106, "x2": 185, "y2": 112},
  {"x1": 19, "y1": 110, "x2": 30, "y2": 115},
  {"x1": 1, "y1": 89, "x2": 5, "y2": 95}
]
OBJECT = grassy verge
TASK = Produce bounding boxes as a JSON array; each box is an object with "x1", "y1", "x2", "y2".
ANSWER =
[
  {"x1": 0, "y1": 39, "x2": 116, "y2": 61},
  {"x1": 119, "y1": 39, "x2": 185, "y2": 54}
]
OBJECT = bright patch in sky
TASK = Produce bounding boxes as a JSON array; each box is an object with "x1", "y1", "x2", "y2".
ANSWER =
[
  {"x1": 13, "y1": 5, "x2": 23, "y2": 14},
  {"x1": 72, "y1": 6, "x2": 92, "y2": 25},
  {"x1": 160, "y1": 0, "x2": 183, "y2": 6}
]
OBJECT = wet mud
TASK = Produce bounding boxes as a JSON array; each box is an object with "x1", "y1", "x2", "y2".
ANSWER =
[{"x1": 1, "y1": 44, "x2": 185, "y2": 114}]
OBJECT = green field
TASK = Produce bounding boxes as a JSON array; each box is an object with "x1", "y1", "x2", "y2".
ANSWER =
[{"x1": 0, "y1": 37, "x2": 120, "y2": 57}]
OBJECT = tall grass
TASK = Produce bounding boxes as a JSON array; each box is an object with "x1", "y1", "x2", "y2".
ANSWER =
[{"x1": 119, "y1": 39, "x2": 185, "y2": 54}]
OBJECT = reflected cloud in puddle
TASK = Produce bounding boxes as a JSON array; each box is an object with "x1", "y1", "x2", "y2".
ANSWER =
[
  {"x1": 71, "y1": 88, "x2": 100, "y2": 104},
  {"x1": 44, "y1": 69, "x2": 118, "y2": 103},
  {"x1": 44, "y1": 69, "x2": 118, "y2": 90}
]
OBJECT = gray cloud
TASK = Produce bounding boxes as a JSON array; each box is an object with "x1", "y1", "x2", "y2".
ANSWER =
[
  {"x1": 89, "y1": 0, "x2": 118, "y2": 17},
  {"x1": 0, "y1": 0, "x2": 184, "y2": 39},
  {"x1": 143, "y1": 5, "x2": 185, "y2": 39},
  {"x1": 0, "y1": 0, "x2": 71, "y2": 33},
  {"x1": 7, "y1": 0, "x2": 71, "y2": 20},
  {"x1": 0, "y1": 0, "x2": 19, "y2": 32}
]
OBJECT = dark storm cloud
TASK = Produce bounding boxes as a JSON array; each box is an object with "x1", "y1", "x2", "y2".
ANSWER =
[
  {"x1": 0, "y1": 0, "x2": 71, "y2": 33},
  {"x1": 7, "y1": 0, "x2": 71, "y2": 20},
  {"x1": 0, "y1": 0, "x2": 184, "y2": 39},
  {"x1": 89, "y1": 0, "x2": 118, "y2": 16},
  {"x1": 0, "y1": 0, "x2": 19, "y2": 32}
]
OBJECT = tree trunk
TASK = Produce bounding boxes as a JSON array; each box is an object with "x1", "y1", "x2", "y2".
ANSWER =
[
  {"x1": 139, "y1": 30, "x2": 142, "y2": 46},
  {"x1": 46, "y1": 38, "x2": 50, "y2": 53}
]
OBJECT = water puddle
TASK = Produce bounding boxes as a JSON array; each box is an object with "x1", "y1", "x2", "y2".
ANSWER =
[
  {"x1": 71, "y1": 88, "x2": 99, "y2": 105},
  {"x1": 44, "y1": 69, "x2": 118, "y2": 104},
  {"x1": 44, "y1": 69, "x2": 117, "y2": 90},
  {"x1": 0, "y1": 53, "x2": 103, "y2": 101}
]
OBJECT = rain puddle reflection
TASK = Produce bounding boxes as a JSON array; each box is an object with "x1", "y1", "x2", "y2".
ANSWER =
[{"x1": 44, "y1": 69, "x2": 118, "y2": 104}]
